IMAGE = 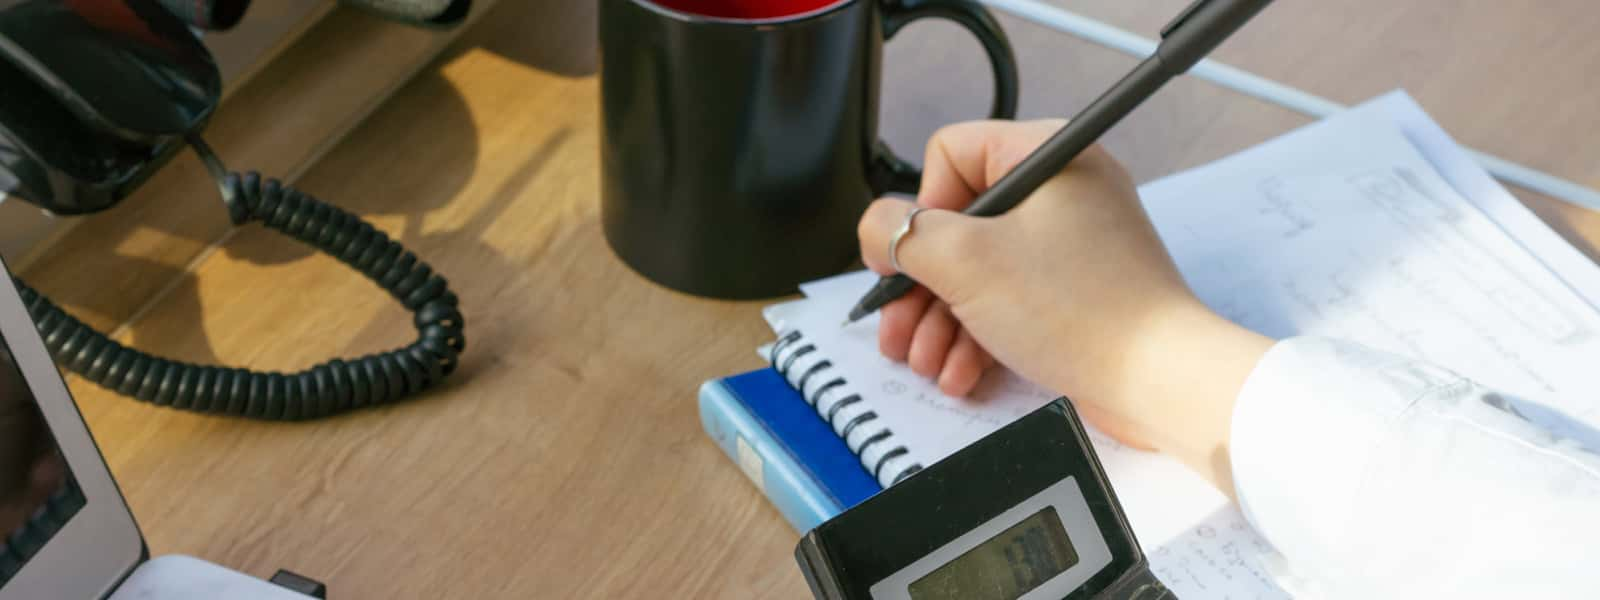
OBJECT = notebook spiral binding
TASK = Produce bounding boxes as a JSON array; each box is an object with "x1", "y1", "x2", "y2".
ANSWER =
[{"x1": 770, "y1": 329, "x2": 924, "y2": 488}]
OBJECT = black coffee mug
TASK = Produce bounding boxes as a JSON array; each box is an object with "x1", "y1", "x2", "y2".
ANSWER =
[{"x1": 600, "y1": 0, "x2": 1019, "y2": 299}]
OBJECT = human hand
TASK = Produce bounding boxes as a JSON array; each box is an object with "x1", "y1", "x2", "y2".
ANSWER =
[{"x1": 857, "y1": 120, "x2": 1270, "y2": 484}]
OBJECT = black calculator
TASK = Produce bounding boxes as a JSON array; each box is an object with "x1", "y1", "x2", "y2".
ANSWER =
[{"x1": 795, "y1": 399, "x2": 1172, "y2": 600}]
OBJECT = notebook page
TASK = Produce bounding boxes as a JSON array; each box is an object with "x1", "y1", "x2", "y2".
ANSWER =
[
  {"x1": 784, "y1": 271, "x2": 1275, "y2": 598},
  {"x1": 767, "y1": 93, "x2": 1600, "y2": 597}
]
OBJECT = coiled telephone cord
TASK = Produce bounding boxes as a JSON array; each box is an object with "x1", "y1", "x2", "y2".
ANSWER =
[{"x1": 11, "y1": 136, "x2": 465, "y2": 419}]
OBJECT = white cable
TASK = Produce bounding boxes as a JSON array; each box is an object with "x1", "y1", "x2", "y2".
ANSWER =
[{"x1": 981, "y1": 0, "x2": 1600, "y2": 213}]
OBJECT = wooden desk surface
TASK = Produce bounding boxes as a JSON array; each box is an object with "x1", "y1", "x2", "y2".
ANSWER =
[{"x1": 55, "y1": 1, "x2": 1600, "y2": 598}]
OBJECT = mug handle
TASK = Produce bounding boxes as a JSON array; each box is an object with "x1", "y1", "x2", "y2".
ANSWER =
[{"x1": 870, "y1": 0, "x2": 1021, "y2": 196}]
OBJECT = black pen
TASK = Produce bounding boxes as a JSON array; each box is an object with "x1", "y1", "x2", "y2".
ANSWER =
[{"x1": 845, "y1": 0, "x2": 1275, "y2": 325}]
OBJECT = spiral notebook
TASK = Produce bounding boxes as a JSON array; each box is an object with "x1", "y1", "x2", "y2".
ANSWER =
[
  {"x1": 767, "y1": 329, "x2": 919, "y2": 487},
  {"x1": 727, "y1": 91, "x2": 1600, "y2": 598},
  {"x1": 759, "y1": 272, "x2": 1236, "y2": 579},
  {"x1": 761, "y1": 311, "x2": 1064, "y2": 490}
]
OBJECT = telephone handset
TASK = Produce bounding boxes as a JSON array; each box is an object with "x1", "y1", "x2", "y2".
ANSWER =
[{"x1": 0, "y1": 0, "x2": 467, "y2": 420}]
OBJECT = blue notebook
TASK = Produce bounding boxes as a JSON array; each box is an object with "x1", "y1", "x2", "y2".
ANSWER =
[{"x1": 698, "y1": 368, "x2": 881, "y2": 532}]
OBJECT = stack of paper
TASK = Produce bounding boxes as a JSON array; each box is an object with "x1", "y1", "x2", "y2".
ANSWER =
[{"x1": 762, "y1": 91, "x2": 1600, "y2": 597}]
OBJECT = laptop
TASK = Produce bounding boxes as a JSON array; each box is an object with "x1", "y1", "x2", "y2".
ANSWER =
[{"x1": 0, "y1": 259, "x2": 320, "y2": 599}]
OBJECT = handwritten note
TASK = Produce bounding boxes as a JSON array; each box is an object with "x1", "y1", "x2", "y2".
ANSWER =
[
  {"x1": 1147, "y1": 509, "x2": 1291, "y2": 600},
  {"x1": 763, "y1": 92, "x2": 1600, "y2": 595},
  {"x1": 782, "y1": 271, "x2": 1284, "y2": 597},
  {"x1": 779, "y1": 277, "x2": 1056, "y2": 460},
  {"x1": 1144, "y1": 107, "x2": 1600, "y2": 426}
]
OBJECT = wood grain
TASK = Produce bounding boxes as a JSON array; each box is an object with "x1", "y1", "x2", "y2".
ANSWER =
[
  {"x1": 84, "y1": 45, "x2": 801, "y2": 596},
  {"x1": 48, "y1": 1, "x2": 1600, "y2": 598}
]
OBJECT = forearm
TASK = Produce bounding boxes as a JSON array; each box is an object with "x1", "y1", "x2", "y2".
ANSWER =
[{"x1": 1100, "y1": 302, "x2": 1272, "y2": 494}]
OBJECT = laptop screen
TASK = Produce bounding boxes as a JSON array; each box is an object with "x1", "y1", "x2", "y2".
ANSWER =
[{"x1": 0, "y1": 335, "x2": 85, "y2": 586}]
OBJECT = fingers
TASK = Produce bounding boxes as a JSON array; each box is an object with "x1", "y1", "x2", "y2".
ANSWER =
[
  {"x1": 893, "y1": 301, "x2": 994, "y2": 397},
  {"x1": 908, "y1": 300, "x2": 959, "y2": 379},
  {"x1": 857, "y1": 119, "x2": 1138, "y2": 399},
  {"x1": 939, "y1": 328, "x2": 992, "y2": 397},
  {"x1": 859, "y1": 198, "x2": 998, "y2": 397},
  {"x1": 879, "y1": 287, "x2": 933, "y2": 362},
  {"x1": 919, "y1": 119, "x2": 1065, "y2": 212},
  {"x1": 919, "y1": 128, "x2": 982, "y2": 212},
  {"x1": 857, "y1": 199, "x2": 986, "y2": 303}
]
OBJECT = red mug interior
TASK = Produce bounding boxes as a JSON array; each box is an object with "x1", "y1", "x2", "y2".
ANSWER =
[{"x1": 646, "y1": 0, "x2": 849, "y2": 20}]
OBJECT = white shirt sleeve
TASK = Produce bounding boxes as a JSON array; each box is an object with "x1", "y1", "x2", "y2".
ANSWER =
[{"x1": 1230, "y1": 336, "x2": 1600, "y2": 599}]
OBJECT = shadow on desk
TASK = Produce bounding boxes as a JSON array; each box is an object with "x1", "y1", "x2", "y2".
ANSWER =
[
  {"x1": 107, "y1": 0, "x2": 594, "y2": 393},
  {"x1": 160, "y1": 91, "x2": 576, "y2": 382}
]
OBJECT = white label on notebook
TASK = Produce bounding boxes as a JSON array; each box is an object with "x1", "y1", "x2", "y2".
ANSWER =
[{"x1": 737, "y1": 435, "x2": 764, "y2": 492}]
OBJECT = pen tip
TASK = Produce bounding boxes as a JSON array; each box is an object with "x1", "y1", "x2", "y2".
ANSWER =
[
  {"x1": 840, "y1": 320, "x2": 852, "y2": 329},
  {"x1": 844, "y1": 306, "x2": 868, "y2": 326}
]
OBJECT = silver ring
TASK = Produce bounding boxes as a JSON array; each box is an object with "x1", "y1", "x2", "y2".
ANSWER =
[{"x1": 889, "y1": 206, "x2": 929, "y2": 274}]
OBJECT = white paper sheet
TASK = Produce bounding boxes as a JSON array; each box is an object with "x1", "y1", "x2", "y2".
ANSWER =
[
  {"x1": 784, "y1": 271, "x2": 1273, "y2": 598},
  {"x1": 764, "y1": 92, "x2": 1600, "y2": 597},
  {"x1": 1144, "y1": 95, "x2": 1600, "y2": 426}
]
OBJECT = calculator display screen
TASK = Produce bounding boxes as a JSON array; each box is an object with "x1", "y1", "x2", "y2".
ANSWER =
[{"x1": 908, "y1": 507, "x2": 1079, "y2": 600}]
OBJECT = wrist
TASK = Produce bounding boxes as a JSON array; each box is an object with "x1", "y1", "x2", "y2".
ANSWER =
[{"x1": 1116, "y1": 301, "x2": 1272, "y2": 492}]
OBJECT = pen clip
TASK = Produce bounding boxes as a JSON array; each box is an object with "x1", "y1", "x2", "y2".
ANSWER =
[{"x1": 1160, "y1": 0, "x2": 1209, "y2": 38}]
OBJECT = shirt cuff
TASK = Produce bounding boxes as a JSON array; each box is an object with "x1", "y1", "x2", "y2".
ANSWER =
[{"x1": 1228, "y1": 336, "x2": 1468, "y2": 574}]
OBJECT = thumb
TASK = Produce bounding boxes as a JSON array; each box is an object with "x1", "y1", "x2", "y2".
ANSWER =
[{"x1": 858, "y1": 199, "x2": 991, "y2": 304}]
